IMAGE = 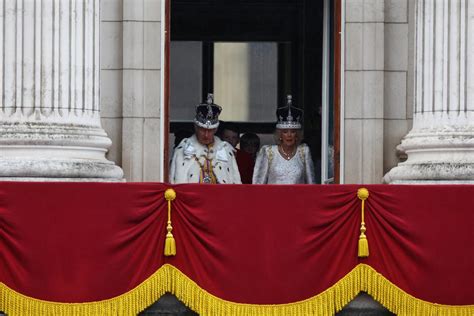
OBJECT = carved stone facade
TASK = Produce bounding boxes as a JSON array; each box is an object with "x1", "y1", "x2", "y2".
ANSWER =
[
  {"x1": 0, "y1": 0, "x2": 470, "y2": 314},
  {"x1": 0, "y1": 0, "x2": 123, "y2": 181},
  {"x1": 385, "y1": 0, "x2": 474, "y2": 183},
  {"x1": 343, "y1": 0, "x2": 413, "y2": 184}
]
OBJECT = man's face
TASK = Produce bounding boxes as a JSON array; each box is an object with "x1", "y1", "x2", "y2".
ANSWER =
[
  {"x1": 195, "y1": 126, "x2": 217, "y2": 146},
  {"x1": 221, "y1": 129, "x2": 239, "y2": 148}
]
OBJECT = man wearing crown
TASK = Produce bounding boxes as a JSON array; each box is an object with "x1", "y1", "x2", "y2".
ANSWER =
[{"x1": 170, "y1": 94, "x2": 242, "y2": 184}]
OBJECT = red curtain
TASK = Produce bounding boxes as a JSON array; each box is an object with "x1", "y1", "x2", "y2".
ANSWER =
[{"x1": 0, "y1": 182, "x2": 473, "y2": 312}]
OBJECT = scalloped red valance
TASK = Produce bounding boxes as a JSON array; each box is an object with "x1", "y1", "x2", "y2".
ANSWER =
[{"x1": 0, "y1": 183, "x2": 473, "y2": 315}]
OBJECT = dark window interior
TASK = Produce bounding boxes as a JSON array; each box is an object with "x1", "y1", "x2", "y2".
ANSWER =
[{"x1": 170, "y1": 0, "x2": 326, "y2": 181}]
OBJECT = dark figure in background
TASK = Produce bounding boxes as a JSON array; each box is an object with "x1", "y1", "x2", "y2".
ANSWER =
[
  {"x1": 240, "y1": 133, "x2": 260, "y2": 162},
  {"x1": 173, "y1": 128, "x2": 193, "y2": 149},
  {"x1": 218, "y1": 122, "x2": 255, "y2": 184}
]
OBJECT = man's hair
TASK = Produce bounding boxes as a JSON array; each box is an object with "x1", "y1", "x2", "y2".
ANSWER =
[
  {"x1": 218, "y1": 122, "x2": 240, "y2": 136},
  {"x1": 240, "y1": 133, "x2": 260, "y2": 148}
]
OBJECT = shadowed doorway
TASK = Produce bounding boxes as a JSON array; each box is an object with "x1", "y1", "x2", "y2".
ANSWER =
[{"x1": 169, "y1": 0, "x2": 329, "y2": 183}]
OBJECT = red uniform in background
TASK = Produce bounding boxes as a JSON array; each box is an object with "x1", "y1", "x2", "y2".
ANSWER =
[{"x1": 235, "y1": 148, "x2": 255, "y2": 184}]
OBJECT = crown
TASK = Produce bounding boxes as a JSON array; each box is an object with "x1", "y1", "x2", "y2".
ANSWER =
[
  {"x1": 194, "y1": 93, "x2": 222, "y2": 129},
  {"x1": 275, "y1": 95, "x2": 302, "y2": 129}
]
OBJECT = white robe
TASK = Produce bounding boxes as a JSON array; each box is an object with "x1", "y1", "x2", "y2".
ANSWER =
[
  {"x1": 252, "y1": 144, "x2": 315, "y2": 184},
  {"x1": 170, "y1": 135, "x2": 242, "y2": 184}
]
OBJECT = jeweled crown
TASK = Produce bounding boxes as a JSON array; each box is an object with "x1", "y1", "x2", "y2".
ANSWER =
[
  {"x1": 276, "y1": 95, "x2": 302, "y2": 129},
  {"x1": 194, "y1": 93, "x2": 222, "y2": 129}
]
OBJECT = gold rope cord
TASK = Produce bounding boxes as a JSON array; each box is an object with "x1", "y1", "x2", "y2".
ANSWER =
[
  {"x1": 357, "y1": 188, "x2": 370, "y2": 258},
  {"x1": 1, "y1": 264, "x2": 473, "y2": 316},
  {"x1": 164, "y1": 188, "x2": 177, "y2": 256}
]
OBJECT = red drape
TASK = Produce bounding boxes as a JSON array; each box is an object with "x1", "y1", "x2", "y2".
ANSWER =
[{"x1": 0, "y1": 182, "x2": 473, "y2": 306}]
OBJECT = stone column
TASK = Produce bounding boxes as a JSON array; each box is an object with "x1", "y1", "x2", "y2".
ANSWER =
[
  {"x1": 384, "y1": 0, "x2": 474, "y2": 183},
  {"x1": 0, "y1": 0, "x2": 123, "y2": 180}
]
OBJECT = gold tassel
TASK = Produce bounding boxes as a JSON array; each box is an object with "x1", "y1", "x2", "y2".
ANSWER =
[
  {"x1": 357, "y1": 188, "x2": 369, "y2": 258},
  {"x1": 165, "y1": 230, "x2": 176, "y2": 256},
  {"x1": 358, "y1": 228, "x2": 369, "y2": 258},
  {"x1": 164, "y1": 188, "x2": 177, "y2": 256}
]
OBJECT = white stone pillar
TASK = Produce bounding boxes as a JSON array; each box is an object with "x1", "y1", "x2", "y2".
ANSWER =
[
  {"x1": 384, "y1": 0, "x2": 474, "y2": 183},
  {"x1": 0, "y1": 0, "x2": 123, "y2": 180}
]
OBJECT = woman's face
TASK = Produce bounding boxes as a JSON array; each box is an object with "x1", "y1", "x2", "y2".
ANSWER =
[{"x1": 280, "y1": 129, "x2": 297, "y2": 147}]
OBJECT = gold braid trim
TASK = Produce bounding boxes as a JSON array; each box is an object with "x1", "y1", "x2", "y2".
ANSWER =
[{"x1": 1, "y1": 264, "x2": 474, "y2": 315}]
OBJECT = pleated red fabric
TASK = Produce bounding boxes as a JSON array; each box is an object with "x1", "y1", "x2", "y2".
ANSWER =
[{"x1": 0, "y1": 182, "x2": 473, "y2": 305}]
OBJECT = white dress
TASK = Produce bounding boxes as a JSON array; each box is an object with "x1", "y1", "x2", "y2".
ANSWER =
[
  {"x1": 252, "y1": 144, "x2": 315, "y2": 184},
  {"x1": 170, "y1": 135, "x2": 242, "y2": 184}
]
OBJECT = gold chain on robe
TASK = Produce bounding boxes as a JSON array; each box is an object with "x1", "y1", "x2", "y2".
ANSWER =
[{"x1": 194, "y1": 145, "x2": 217, "y2": 184}]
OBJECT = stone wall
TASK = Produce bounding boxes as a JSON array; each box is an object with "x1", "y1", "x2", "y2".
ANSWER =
[
  {"x1": 101, "y1": 0, "x2": 163, "y2": 181},
  {"x1": 343, "y1": 0, "x2": 414, "y2": 183},
  {"x1": 99, "y1": 0, "x2": 416, "y2": 183},
  {"x1": 382, "y1": 0, "x2": 413, "y2": 176}
]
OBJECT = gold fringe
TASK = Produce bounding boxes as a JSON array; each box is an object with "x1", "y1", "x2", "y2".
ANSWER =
[
  {"x1": 1, "y1": 264, "x2": 474, "y2": 315},
  {"x1": 0, "y1": 265, "x2": 170, "y2": 316}
]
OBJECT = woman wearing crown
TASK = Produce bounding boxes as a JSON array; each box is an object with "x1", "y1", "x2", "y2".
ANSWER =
[{"x1": 252, "y1": 95, "x2": 315, "y2": 184}]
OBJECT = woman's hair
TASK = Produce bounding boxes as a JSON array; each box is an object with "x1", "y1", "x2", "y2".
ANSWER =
[{"x1": 274, "y1": 128, "x2": 304, "y2": 146}]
